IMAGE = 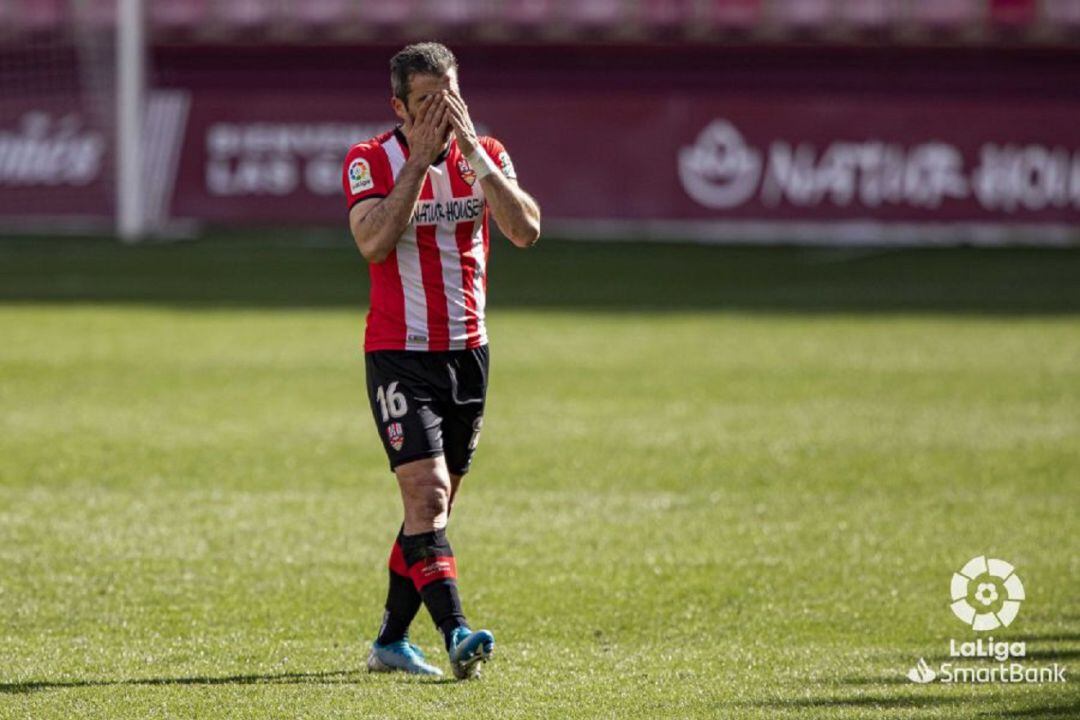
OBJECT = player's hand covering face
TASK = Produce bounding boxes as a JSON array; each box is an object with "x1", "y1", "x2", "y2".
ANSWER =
[
  {"x1": 397, "y1": 71, "x2": 482, "y2": 163},
  {"x1": 401, "y1": 91, "x2": 451, "y2": 166},
  {"x1": 441, "y1": 88, "x2": 480, "y2": 158}
]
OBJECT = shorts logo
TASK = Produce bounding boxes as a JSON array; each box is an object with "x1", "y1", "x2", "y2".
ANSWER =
[
  {"x1": 386, "y1": 422, "x2": 404, "y2": 451},
  {"x1": 497, "y1": 151, "x2": 516, "y2": 180},
  {"x1": 348, "y1": 157, "x2": 373, "y2": 194},
  {"x1": 950, "y1": 556, "x2": 1025, "y2": 631},
  {"x1": 457, "y1": 158, "x2": 476, "y2": 186}
]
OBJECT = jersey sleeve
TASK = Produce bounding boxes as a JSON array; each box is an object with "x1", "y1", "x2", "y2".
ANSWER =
[
  {"x1": 342, "y1": 142, "x2": 393, "y2": 209},
  {"x1": 478, "y1": 136, "x2": 517, "y2": 181}
]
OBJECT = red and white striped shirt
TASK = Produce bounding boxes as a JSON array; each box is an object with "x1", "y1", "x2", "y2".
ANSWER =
[{"x1": 342, "y1": 128, "x2": 516, "y2": 353}]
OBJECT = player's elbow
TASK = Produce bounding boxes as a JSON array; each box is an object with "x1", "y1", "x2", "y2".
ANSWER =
[
  {"x1": 509, "y1": 221, "x2": 540, "y2": 249},
  {"x1": 359, "y1": 242, "x2": 391, "y2": 264},
  {"x1": 352, "y1": 228, "x2": 391, "y2": 264}
]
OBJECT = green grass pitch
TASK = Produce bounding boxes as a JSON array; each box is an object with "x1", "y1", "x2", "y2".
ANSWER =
[{"x1": 1, "y1": 236, "x2": 1078, "y2": 718}]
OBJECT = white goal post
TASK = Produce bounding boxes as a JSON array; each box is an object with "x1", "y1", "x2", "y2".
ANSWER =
[{"x1": 116, "y1": 0, "x2": 146, "y2": 241}]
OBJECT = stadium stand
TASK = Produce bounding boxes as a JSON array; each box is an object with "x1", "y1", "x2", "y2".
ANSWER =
[
  {"x1": 909, "y1": 0, "x2": 982, "y2": 33},
  {"x1": 427, "y1": 0, "x2": 488, "y2": 33},
  {"x1": 990, "y1": 0, "x2": 1039, "y2": 26},
  {"x1": 1045, "y1": 0, "x2": 1080, "y2": 37},
  {"x1": 85, "y1": 0, "x2": 121, "y2": 28},
  {"x1": 837, "y1": 0, "x2": 895, "y2": 32},
  {"x1": 989, "y1": 0, "x2": 1040, "y2": 36},
  {"x1": 639, "y1": 0, "x2": 694, "y2": 34},
  {"x1": 501, "y1": 0, "x2": 555, "y2": 36},
  {"x1": 13, "y1": 0, "x2": 66, "y2": 35},
  {"x1": 564, "y1": 0, "x2": 624, "y2": 34},
  {"x1": 212, "y1": 0, "x2": 277, "y2": 37},
  {"x1": 3, "y1": 0, "x2": 1080, "y2": 44},
  {"x1": 704, "y1": 0, "x2": 763, "y2": 32},
  {"x1": 771, "y1": 0, "x2": 833, "y2": 32},
  {"x1": 290, "y1": 0, "x2": 353, "y2": 32},
  {"x1": 150, "y1": 0, "x2": 209, "y2": 36},
  {"x1": 354, "y1": 0, "x2": 416, "y2": 36}
]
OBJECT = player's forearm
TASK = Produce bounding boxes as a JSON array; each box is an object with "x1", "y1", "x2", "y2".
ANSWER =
[
  {"x1": 353, "y1": 159, "x2": 428, "y2": 263},
  {"x1": 481, "y1": 174, "x2": 541, "y2": 248}
]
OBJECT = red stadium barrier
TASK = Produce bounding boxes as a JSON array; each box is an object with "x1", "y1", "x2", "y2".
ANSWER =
[
  {"x1": 160, "y1": 45, "x2": 1080, "y2": 242},
  {"x1": 2, "y1": 44, "x2": 1078, "y2": 243}
]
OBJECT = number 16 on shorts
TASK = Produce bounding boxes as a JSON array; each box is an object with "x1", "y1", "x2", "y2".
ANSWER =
[
  {"x1": 376, "y1": 381, "x2": 408, "y2": 421},
  {"x1": 376, "y1": 382, "x2": 407, "y2": 450}
]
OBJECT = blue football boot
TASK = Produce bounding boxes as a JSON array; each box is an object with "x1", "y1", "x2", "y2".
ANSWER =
[
  {"x1": 448, "y1": 626, "x2": 495, "y2": 680},
  {"x1": 366, "y1": 638, "x2": 443, "y2": 676}
]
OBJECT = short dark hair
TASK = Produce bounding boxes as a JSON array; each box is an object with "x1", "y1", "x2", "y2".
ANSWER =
[{"x1": 390, "y1": 42, "x2": 458, "y2": 103}]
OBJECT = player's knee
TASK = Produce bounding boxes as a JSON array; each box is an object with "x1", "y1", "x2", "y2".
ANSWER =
[
  {"x1": 417, "y1": 480, "x2": 450, "y2": 523},
  {"x1": 408, "y1": 482, "x2": 448, "y2": 528},
  {"x1": 399, "y1": 465, "x2": 451, "y2": 527}
]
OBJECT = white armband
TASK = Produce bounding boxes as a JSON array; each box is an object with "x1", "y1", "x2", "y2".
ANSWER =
[{"x1": 467, "y1": 148, "x2": 500, "y2": 181}]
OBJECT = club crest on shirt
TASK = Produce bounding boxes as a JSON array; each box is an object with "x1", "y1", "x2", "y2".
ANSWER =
[
  {"x1": 386, "y1": 422, "x2": 404, "y2": 451},
  {"x1": 457, "y1": 158, "x2": 476, "y2": 186},
  {"x1": 348, "y1": 158, "x2": 373, "y2": 194}
]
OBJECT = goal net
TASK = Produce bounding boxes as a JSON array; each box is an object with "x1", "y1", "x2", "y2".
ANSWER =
[{"x1": 0, "y1": 1, "x2": 124, "y2": 232}]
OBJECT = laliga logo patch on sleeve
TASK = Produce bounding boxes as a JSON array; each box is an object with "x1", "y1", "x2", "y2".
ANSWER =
[
  {"x1": 497, "y1": 151, "x2": 516, "y2": 180},
  {"x1": 349, "y1": 158, "x2": 373, "y2": 194}
]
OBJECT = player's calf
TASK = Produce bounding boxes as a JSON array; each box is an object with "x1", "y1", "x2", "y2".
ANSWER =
[
  {"x1": 400, "y1": 528, "x2": 466, "y2": 646},
  {"x1": 375, "y1": 527, "x2": 423, "y2": 646}
]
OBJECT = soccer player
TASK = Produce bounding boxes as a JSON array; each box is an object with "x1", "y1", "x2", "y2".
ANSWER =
[{"x1": 341, "y1": 42, "x2": 541, "y2": 679}]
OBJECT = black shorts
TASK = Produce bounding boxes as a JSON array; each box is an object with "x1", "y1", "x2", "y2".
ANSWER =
[{"x1": 365, "y1": 345, "x2": 489, "y2": 476}]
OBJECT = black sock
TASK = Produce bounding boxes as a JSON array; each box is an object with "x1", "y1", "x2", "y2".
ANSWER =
[
  {"x1": 423, "y1": 580, "x2": 466, "y2": 650},
  {"x1": 376, "y1": 527, "x2": 423, "y2": 645},
  {"x1": 400, "y1": 528, "x2": 467, "y2": 650}
]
